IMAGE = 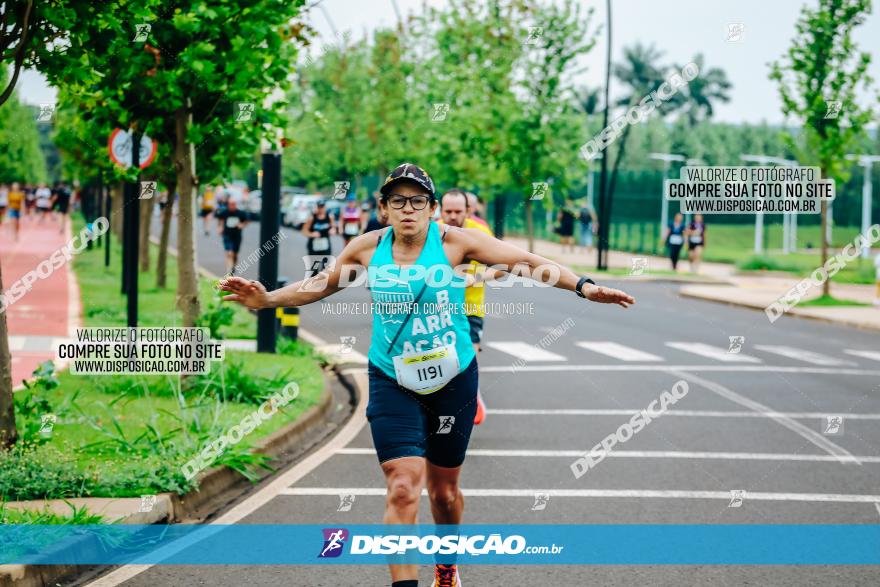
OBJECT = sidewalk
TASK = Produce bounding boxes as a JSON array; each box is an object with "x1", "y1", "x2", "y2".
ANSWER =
[
  {"x1": 0, "y1": 216, "x2": 79, "y2": 388},
  {"x1": 505, "y1": 234, "x2": 880, "y2": 331}
]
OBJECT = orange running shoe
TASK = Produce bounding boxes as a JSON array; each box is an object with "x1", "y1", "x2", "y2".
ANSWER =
[
  {"x1": 431, "y1": 563, "x2": 462, "y2": 586},
  {"x1": 473, "y1": 391, "x2": 486, "y2": 426}
]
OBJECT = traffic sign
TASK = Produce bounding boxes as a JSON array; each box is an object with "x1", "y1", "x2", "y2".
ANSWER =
[{"x1": 108, "y1": 128, "x2": 157, "y2": 169}]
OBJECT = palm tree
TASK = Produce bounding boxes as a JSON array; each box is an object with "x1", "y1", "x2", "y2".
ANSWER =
[
  {"x1": 0, "y1": 261, "x2": 18, "y2": 448},
  {"x1": 604, "y1": 43, "x2": 670, "y2": 239},
  {"x1": 677, "y1": 53, "x2": 732, "y2": 127}
]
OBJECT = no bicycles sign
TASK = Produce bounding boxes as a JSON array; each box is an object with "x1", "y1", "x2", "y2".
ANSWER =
[{"x1": 108, "y1": 128, "x2": 157, "y2": 169}]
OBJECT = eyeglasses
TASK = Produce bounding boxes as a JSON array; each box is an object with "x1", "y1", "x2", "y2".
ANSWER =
[{"x1": 386, "y1": 194, "x2": 431, "y2": 210}]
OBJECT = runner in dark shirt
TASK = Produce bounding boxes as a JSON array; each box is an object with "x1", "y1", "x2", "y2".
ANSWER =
[{"x1": 216, "y1": 199, "x2": 248, "y2": 276}]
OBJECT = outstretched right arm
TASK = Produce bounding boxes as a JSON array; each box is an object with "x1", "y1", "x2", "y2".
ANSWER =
[{"x1": 218, "y1": 231, "x2": 376, "y2": 310}]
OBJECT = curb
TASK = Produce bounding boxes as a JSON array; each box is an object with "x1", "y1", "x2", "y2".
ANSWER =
[
  {"x1": 679, "y1": 288, "x2": 880, "y2": 332},
  {"x1": 0, "y1": 367, "x2": 336, "y2": 587}
]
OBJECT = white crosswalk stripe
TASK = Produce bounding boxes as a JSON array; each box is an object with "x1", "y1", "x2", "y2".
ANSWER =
[
  {"x1": 844, "y1": 349, "x2": 880, "y2": 362},
  {"x1": 754, "y1": 345, "x2": 855, "y2": 366},
  {"x1": 665, "y1": 342, "x2": 761, "y2": 363},
  {"x1": 486, "y1": 341, "x2": 566, "y2": 362},
  {"x1": 575, "y1": 341, "x2": 662, "y2": 362}
]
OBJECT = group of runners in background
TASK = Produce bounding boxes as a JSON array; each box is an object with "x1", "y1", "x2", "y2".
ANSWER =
[
  {"x1": 0, "y1": 181, "x2": 74, "y2": 241},
  {"x1": 664, "y1": 212, "x2": 707, "y2": 273}
]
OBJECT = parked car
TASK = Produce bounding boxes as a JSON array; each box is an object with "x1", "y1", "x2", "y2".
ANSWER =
[
  {"x1": 283, "y1": 194, "x2": 323, "y2": 228},
  {"x1": 282, "y1": 195, "x2": 345, "y2": 229}
]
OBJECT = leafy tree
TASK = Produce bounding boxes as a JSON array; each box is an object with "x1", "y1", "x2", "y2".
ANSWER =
[
  {"x1": 39, "y1": 0, "x2": 306, "y2": 325},
  {"x1": 770, "y1": 0, "x2": 876, "y2": 296},
  {"x1": 506, "y1": 0, "x2": 598, "y2": 251}
]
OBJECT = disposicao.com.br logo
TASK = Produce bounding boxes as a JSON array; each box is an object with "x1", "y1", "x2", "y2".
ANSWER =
[{"x1": 318, "y1": 528, "x2": 563, "y2": 558}]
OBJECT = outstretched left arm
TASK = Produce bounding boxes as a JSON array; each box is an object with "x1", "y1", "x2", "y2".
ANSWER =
[{"x1": 460, "y1": 228, "x2": 635, "y2": 308}]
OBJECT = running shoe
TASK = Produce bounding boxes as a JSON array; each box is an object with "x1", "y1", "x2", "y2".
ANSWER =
[
  {"x1": 432, "y1": 564, "x2": 461, "y2": 587},
  {"x1": 473, "y1": 391, "x2": 486, "y2": 426}
]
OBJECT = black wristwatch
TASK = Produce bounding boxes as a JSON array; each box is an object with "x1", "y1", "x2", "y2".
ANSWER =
[{"x1": 575, "y1": 276, "x2": 596, "y2": 298}]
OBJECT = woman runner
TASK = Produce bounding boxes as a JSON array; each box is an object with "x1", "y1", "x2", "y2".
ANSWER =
[
  {"x1": 340, "y1": 194, "x2": 363, "y2": 245},
  {"x1": 664, "y1": 212, "x2": 687, "y2": 272},
  {"x1": 219, "y1": 163, "x2": 634, "y2": 587},
  {"x1": 686, "y1": 213, "x2": 706, "y2": 274},
  {"x1": 303, "y1": 199, "x2": 336, "y2": 276}
]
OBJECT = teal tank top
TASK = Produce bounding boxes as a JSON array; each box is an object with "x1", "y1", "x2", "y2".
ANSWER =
[{"x1": 367, "y1": 221, "x2": 476, "y2": 381}]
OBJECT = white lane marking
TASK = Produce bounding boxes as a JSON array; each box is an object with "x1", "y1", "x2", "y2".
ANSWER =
[
  {"x1": 84, "y1": 356, "x2": 366, "y2": 587},
  {"x1": 335, "y1": 447, "x2": 880, "y2": 463},
  {"x1": 875, "y1": 503, "x2": 880, "y2": 519},
  {"x1": 280, "y1": 487, "x2": 880, "y2": 504},
  {"x1": 480, "y1": 364, "x2": 880, "y2": 376},
  {"x1": 665, "y1": 342, "x2": 761, "y2": 363},
  {"x1": 486, "y1": 341, "x2": 566, "y2": 362},
  {"x1": 8, "y1": 336, "x2": 25, "y2": 351},
  {"x1": 576, "y1": 341, "x2": 662, "y2": 362},
  {"x1": 845, "y1": 350, "x2": 880, "y2": 362},
  {"x1": 754, "y1": 345, "x2": 855, "y2": 366},
  {"x1": 486, "y1": 409, "x2": 880, "y2": 420},
  {"x1": 670, "y1": 370, "x2": 860, "y2": 465}
]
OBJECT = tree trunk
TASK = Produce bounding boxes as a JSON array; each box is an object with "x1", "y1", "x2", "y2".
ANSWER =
[
  {"x1": 0, "y1": 260, "x2": 18, "y2": 448},
  {"x1": 820, "y1": 198, "x2": 830, "y2": 297},
  {"x1": 110, "y1": 182, "x2": 124, "y2": 240},
  {"x1": 156, "y1": 178, "x2": 176, "y2": 288},
  {"x1": 139, "y1": 196, "x2": 155, "y2": 272},
  {"x1": 174, "y1": 105, "x2": 201, "y2": 326}
]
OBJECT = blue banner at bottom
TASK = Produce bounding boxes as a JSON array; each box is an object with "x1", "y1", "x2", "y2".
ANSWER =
[{"x1": 1, "y1": 524, "x2": 879, "y2": 565}]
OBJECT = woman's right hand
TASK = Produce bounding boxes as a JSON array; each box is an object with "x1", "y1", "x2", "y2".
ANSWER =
[{"x1": 218, "y1": 277, "x2": 271, "y2": 310}]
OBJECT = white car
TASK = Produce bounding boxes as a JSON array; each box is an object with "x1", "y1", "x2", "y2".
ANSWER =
[{"x1": 283, "y1": 194, "x2": 324, "y2": 228}]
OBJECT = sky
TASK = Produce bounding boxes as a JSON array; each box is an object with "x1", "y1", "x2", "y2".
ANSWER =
[{"x1": 14, "y1": 0, "x2": 880, "y2": 125}]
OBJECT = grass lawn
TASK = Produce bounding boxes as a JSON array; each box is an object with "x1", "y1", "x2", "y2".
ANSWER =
[
  {"x1": 3, "y1": 351, "x2": 325, "y2": 501},
  {"x1": 799, "y1": 294, "x2": 872, "y2": 307},
  {"x1": 0, "y1": 216, "x2": 326, "y2": 507},
  {"x1": 520, "y1": 222, "x2": 876, "y2": 284},
  {"x1": 72, "y1": 216, "x2": 256, "y2": 339}
]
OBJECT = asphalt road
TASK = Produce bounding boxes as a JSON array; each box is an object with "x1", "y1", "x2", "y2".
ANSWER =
[{"x1": 82, "y1": 216, "x2": 880, "y2": 586}]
